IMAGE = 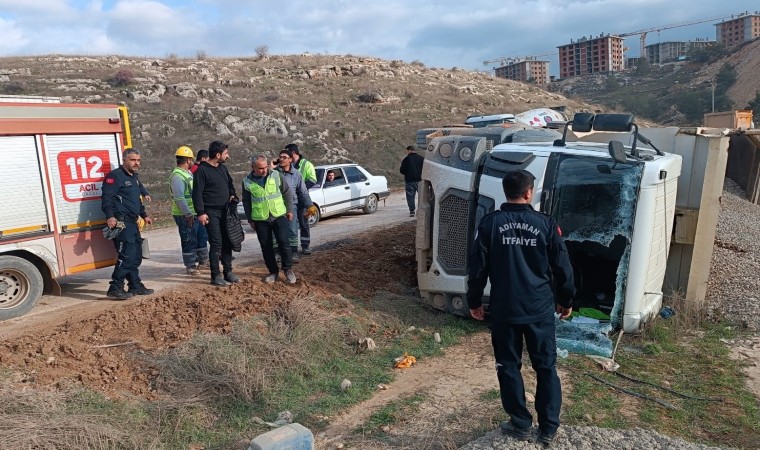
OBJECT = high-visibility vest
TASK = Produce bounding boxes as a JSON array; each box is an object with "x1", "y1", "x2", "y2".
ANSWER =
[
  {"x1": 243, "y1": 170, "x2": 287, "y2": 220},
  {"x1": 296, "y1": 158, "x2": 317, "y2": 183},
  {"x1": 169, "y1": 167, "x2": 195, "y2": 216}
]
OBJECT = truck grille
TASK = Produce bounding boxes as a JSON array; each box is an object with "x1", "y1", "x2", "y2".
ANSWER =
[{"x1": 437, "y1": 193, "x2": 471, "y2": 275}]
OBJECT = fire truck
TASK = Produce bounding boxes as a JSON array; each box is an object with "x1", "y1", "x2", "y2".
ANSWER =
[{"x1": 0, "y1": 97, "x2": 133, "y2": 320}]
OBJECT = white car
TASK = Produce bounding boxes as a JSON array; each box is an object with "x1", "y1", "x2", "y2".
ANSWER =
[{"x1": 308, "y1": 164, "x2": 390, "y2": 226}]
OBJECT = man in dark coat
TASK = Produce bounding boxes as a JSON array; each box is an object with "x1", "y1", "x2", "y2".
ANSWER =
[
  {"x1": 101, "y1": 148, "x2": 154, "y2": 300},
  {"x1": 399, "y1": 145, "x2": 424, "y2": 217},
  {"x1": 467, "y1": 169, "x2": 575, "y2": 447},
  {"x1": 192, "y1": 140, "x2": 240, "y2": 287}
]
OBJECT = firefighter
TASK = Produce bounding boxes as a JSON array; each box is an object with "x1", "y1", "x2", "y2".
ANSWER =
[
  {"x1": 101, "y1": 148, "x2": 154, "y2": 300},
  {"x1": 285, "y1": 143, "x2": 316, "y2": 255},
  {"x1": 467, "y1": 170, "x2": 574, "y2": 447},
  {"x1": 242, "y1": 154, "x2": 296, "y2": 284},
  {"x1": 169, "y1": 146, "x2": 209, "y2": 275}
]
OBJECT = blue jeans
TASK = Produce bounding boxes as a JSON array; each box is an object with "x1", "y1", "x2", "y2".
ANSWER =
[
  {"x1": 296, "y1": 206, "x2": 311, "y2": 250},
  {"x1": 491, "y1": 314, "x2": 561, "y2": 435},
  {"x1": 174, "y1": 215, "x2": 209, "y2": 268},
  {"x1": 405, "y1": 181, "x2": 419, "y2": 213}
]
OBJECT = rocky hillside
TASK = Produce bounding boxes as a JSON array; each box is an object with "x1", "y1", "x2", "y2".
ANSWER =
[
  {"x1": 0, "y1": 54, "x2": 589, "y2": 193},
  {"x1": 551, "y1": 39, "x2": 760, "y2": 126}
]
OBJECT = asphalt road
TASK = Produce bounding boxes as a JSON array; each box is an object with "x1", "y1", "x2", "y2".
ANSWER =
[{"x1": 0, "y1": 192, "x2": 411, "y2": 338}]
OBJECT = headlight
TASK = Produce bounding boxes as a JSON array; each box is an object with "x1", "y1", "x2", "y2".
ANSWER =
[
  {"x1": 459, "y1": 146, "x2": 473, "y2": 162},
  {"x1": 438, "y1": 143, "x2": 453, "y2": 158}
]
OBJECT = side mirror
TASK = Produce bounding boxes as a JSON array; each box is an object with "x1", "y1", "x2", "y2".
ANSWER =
[
  {"x1": 571, "y1": 113, "x2": 595, "y2": 133},
  {"x1": 592, "y1": 114, "x2": 634, "y2": 132},
  {"x1": 608, "y1": 141, "x2": 628, "y2": 164}
]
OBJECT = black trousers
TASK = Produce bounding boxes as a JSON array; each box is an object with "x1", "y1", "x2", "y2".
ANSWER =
[
  {"x1": 490, "y1": 314, "x2": 561, "y2": 435},
  {"x1": 205, "y1": 207, "x2": 233, "y2": 279},
  {"x1": 110, "y1": 220, "x2": 142, "y2": 290},
  {"x1": 254, "y1": 215, "x2": 292, "y2": 275}
]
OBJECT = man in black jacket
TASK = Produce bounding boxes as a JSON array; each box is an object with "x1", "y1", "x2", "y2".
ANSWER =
[
  {"x1": 101, "y1": 148, "x2": 154, "y2": 300},
  {"x1": 467, "y1": 170, "x2": 575, "y2": 447},
  {"x1": 399, "y1": 145, "x2": 424, "y2": 217},
  {"x1": 192, "y1": 140, "x2": 240, "y2": 287}
]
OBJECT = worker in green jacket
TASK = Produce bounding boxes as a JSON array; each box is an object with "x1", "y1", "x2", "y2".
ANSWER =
[
  {"x1": 242, "y1": 154, "x2": 297, "y2": 284},
  {"x1": 169, "y1": 146, "x2": 209, "y2": 275},
  {"x1": 285, "y1": 143, "x2": 317, "y2": 255}
]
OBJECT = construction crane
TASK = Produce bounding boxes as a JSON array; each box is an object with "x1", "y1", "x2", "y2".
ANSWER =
[
  {"x1": 619, "y1": 14, "x2": 732, "y2": 58},
  {"x1": 483, "y1": 52, "x2": 557, "y2": 67}
]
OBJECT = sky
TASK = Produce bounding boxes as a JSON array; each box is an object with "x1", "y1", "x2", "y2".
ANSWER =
[{"x1": 0, "y1": 0, "x2": 758, "y2": 74}]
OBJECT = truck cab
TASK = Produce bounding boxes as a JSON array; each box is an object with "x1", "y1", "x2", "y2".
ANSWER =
[{"x1": 415, "y1": 113, "x2": 681, "y2": 333}]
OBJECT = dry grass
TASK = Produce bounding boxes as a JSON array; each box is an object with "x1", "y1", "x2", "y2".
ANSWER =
[
  {"x1": 0, "y1": 385, "x2": 140, "y2": 450},
  {"x1": 147, "y1": 295, "x2": 353, "y2": 403}
]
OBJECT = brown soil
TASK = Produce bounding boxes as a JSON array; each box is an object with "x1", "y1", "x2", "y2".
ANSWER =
[{"x1": 0, "y1": 224, "x2": 416, "y2": 399}]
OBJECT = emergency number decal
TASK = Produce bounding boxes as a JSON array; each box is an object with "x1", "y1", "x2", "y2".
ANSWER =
[{"x1": 57, "y1": 150, "x2": 112, "y2": 202}]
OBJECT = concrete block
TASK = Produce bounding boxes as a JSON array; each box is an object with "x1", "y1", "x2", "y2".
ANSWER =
[{"x1": 249, "y1": 423, "x2": 314, "y2": 450}]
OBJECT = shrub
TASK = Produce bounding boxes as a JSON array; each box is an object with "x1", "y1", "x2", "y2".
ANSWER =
[
  {"x1": 196, "y1": 50, "x2": 207, "y2": 60},
  {"x1": 108, "y1": 69, "x2": 134, "y2": 87},
  {"x1": 2, "y1": 81, "x2": 27, "y2": 94},
  {"x1": 255, "y1": 45, "x2": 269, "y2": 60}
]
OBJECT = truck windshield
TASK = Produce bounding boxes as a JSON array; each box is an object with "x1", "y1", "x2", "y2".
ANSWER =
[
  {"x1": 546, "y1": 155, "x2": 643, "y2": 340},
  {"x1": 547, "y1": 156, "x2": 642, "y2": 243}
]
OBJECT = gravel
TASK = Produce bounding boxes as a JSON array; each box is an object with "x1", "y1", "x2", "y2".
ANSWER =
[
  {"x1": 706, "y1": 178, "x2": 760, "y2": 331},
  {"x1": 459, "y1": 179, "x2": 757, "y2": 450},
  {"x1": 460, "y1": 426, "x2": 725, "y2": 449}
]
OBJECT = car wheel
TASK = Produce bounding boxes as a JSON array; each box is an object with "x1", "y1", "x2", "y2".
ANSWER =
[
  {"x1": 0, "y1": 255, "x2": 44, "y2": 321},
  {"x1": 363, "y1": 194, "x2": 378, "y2": 214},
  {"x1": 308, "y1": 206, "x2": 320, "y2": 226}
]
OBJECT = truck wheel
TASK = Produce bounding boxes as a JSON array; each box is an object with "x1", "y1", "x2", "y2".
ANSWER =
[
  {"x1": 0, "y1": 255, "x2": 44, "y2": 321},
  {"x1": 308, "y1": 206, "x2": 320, "y2": 226},
  {"x1": 363, "y1": 194, "x2": 379, "y2": 214}
]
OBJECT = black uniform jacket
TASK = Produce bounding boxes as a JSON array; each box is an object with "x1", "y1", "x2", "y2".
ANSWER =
[
  {"x1": 101, "y1": 166, "x2": 146, "y2": 220},
  {"x1": 467, "y1": 203, "x2": 575, "y2": 324}
]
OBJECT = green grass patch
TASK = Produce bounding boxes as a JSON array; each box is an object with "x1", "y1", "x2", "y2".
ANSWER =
[
  {"x1": 362, "y1": 393, "x2": 427, "y2": 430},
  {"x1": 560, "y1": 321, "x2": 760, "y2": 448}
]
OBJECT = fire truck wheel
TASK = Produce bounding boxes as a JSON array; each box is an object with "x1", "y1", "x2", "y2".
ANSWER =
[{"x1": 0, "y1": 255, "x2": 44, "y2": 321}]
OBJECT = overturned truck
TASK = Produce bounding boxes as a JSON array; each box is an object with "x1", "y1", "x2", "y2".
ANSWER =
[{"x1": 415, "y1": 113, "x2": 727, "y2": 342}]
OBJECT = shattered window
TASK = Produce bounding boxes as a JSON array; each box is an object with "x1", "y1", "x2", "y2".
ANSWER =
[{"x1": 545, "y1": 155, "x2": 644, "y2": 357}]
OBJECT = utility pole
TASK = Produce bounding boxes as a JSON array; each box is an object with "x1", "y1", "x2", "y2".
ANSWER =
[{"x1": 711, "y1": 82, "x2": 715, "y2": 113}]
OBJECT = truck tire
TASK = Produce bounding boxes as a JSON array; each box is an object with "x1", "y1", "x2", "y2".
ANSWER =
[
  {"x1": 0, "y1": 255, "x2": 44, "y2": 321},
  {"x1": 362, "y1": 194, "x2": 379, "y2": 214}
]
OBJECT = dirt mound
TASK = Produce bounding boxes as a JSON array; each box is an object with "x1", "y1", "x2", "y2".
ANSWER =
[{"x1": 0, "y1": 223, "x2": 416, "y2": 398}]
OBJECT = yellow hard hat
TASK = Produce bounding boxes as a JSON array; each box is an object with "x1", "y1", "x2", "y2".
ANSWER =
[{"x1": 175, "y1": 145, "x2": 194, "y2": 158}]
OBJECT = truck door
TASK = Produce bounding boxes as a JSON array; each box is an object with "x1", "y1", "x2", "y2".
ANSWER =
[
  {"x1": 44, "y1": 134, "x2": 121, "y2": 275},
  {"x1": 0, "y1": 136, "x2": 51, "y2": 240},
  {"x1": 542, "y1": 154, "x2": 643, "y2": 319}
]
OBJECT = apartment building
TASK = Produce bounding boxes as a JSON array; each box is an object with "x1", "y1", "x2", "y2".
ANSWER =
[
  {"x1": 557, "y1": 34, "x2": 624, "y2": 79},
  {"x1": 715, "y1": 12, "x2": 760, "y2": 47},
  {"x1": 645, "y1": 39, "x2": 714, "y2": 64},
  {"x1": 494, "y1": 58, "x2": 550, "y2": 85}
]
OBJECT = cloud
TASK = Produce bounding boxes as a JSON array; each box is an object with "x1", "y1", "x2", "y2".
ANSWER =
[{"x1": 105, "y1": 0, "x2": 206, "y2": 56}]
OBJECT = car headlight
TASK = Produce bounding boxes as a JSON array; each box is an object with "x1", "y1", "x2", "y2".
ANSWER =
[{"x1": 459, "y1": 146, "x2": 473, "y2": 162}]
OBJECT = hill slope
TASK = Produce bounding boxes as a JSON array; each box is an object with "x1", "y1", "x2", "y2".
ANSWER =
[{"x1": 0, "y1": 54, "x2": 588, "y2": 192}]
